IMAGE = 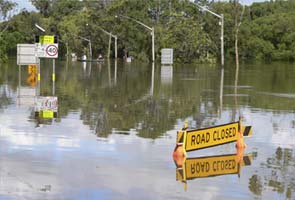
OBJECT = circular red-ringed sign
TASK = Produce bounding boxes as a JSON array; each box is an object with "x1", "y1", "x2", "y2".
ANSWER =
[{"x1": 46, "y1": 45, "x2": 58, "y2": 57}]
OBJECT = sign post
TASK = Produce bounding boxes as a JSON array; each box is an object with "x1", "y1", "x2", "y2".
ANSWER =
[
  {"x1": 16, "y1": 35, "x2": 59, "y2": 118},
  {"x1": 53, "y1": 59, "x2": 55, "y2": 95},
  {"x1": 34, "y1": 35, "x2": 58, "y2": 118}
]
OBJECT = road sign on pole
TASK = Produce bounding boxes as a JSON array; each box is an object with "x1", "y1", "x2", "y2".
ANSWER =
[{"x1": 35, "y1": 43, "x2": 58, "y2": 58}]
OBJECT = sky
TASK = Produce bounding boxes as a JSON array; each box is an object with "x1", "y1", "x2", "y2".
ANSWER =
[
  {"x1": 13, "y1": 0, "x2": 36, "y2": 12},
  {"x1": 13, "y1": 0, "x2": 268, "y2": 12}
]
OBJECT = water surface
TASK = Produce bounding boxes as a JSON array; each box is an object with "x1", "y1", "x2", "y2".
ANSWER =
[{"x1": 0, "y1": 59, "x2": 294, "y2": 199}]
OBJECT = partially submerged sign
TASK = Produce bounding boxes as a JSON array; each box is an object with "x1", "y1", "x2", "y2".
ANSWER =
[
  {"x1": 176, "y1": 153, "x2": 252, "y2": 182},
  {"x1": 177, "y1": 121, "x2": 252, "y2": 153},
  {"x1": 161, "y1": 48, "x2": 173, "y2": 65},
  {"x1": 186, "y1": 122, "x2": 239, "y2": 151}
]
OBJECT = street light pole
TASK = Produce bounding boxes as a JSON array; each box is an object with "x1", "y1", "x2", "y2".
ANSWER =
[
  {"x1": 191, "y1": 3, "x2": 224, "y2": 67},
  {"x1": 221, "y1": 14, "x2": 224, "y2": 66},
  {"x1": 76, "y1": 35, "x2": 92, "y2": 60},
  {"x1": 152, "y1": 27, "x2": 155, "y2": 62},
  {"x1": 116, "y1": 14, "x2": 155, "y2": 62},
  {"x1": 114, "y1": 36, "x2": 118, "y2": 59},
  {"x1": 98, "y1": 27, "x2": 118, "y2": 59},
  {"x1": 89, "y1": 40, "x2": 92, "y2": 60}
]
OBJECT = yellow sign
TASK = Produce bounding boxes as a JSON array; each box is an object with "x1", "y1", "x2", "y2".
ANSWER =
[
  {"x1": 185, "y1": 122, "x2": 239, "y2": 151},
  {"x1": 39, "y1": 35, "x2": 54, "y2": 44},
  {"x1": 176, "y1": 153, "x2": 252, "y2": 181}
]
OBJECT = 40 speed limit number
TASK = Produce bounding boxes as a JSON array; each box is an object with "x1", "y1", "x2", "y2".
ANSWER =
[{"x1": 45, "y1": 44, "x2": 58, "y2": 58}]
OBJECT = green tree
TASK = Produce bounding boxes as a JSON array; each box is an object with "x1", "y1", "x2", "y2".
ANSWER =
[{"x1": 0, "y1": 0, "x2": 17, "y2": 62}]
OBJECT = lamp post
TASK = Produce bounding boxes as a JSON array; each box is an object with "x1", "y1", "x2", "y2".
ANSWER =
[
  {"x1": 98, "y1": 27, "x2": 118, "y2": 59},
  {"x1": 34, "y1": 23, "x2": 46, "y2": 96},
  {"x1": 191, "y1": 3, "x2": 224, "y2": 67},
  {"x1": 115, "y1": 14, "x2": 155, "y2": 62},
  {"x1": 77, "y1": 35, "x2": 92, "y2": 60}
]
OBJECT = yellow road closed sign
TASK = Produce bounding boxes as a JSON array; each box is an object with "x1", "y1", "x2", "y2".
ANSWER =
[{"x1": 185, "y1": 122, "x2": 239, "y2": 151}]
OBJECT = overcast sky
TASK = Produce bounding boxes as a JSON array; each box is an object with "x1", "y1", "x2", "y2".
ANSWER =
[
  {"x1": 13, "y1": 0, "x2": 268, "y2": 12},
  {"x1": 13, "y1": 0, "x2": 35, "y2": 12}
]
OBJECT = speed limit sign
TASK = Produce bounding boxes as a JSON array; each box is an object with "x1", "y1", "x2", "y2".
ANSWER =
[
  {"x1": 36, "y1": 44, "x2": 58, "y2": 58},
  {"x1": 45, "y1": 44, "x2": 58, "y2": 58}
]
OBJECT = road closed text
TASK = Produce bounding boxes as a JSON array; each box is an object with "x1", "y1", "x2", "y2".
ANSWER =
[{"x1": 185, "y1": 122, "x2": 239, "y2": 151}]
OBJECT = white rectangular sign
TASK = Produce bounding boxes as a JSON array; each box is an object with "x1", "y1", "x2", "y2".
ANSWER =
[
  {"x1": 17, "y1": 44, "x2": 38, "y2": 65},
  {"x1": 35, "y1": 43, "x2": 58, "y2": 58},
  {"x1": 161, "y1": 48, "x2": 173, "y2": 65}
]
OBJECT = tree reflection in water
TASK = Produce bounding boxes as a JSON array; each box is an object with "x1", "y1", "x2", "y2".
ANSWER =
[{"x1": 249, "y1": 147, "x2": 295, "y2": 199}]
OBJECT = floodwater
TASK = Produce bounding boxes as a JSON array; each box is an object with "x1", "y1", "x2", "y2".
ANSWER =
[{"x1": 0, "y1": 59, "x2": 294, "y2": 200}]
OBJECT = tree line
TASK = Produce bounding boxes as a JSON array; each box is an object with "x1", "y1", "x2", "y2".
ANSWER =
[{"x1": 1, "y1": 0, "x2": 295, "y2": 63}]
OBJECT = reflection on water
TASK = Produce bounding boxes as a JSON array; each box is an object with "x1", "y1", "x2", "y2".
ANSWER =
[
  {"x1": 175, "y1": 148, "x2": 253, "y2": 191},
  {"x1": 249, "y1": 147, "x2": 295, "y2": 199},
  {"x1": 0, "y1": 59, "x2": 295, "y2": 199}
]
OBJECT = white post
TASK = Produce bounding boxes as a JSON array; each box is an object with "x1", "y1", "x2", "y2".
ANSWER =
[
  {"x1": 114, "y1": 59, "x2": 117, "y2": 85},
  {"x1": 18, "y1": 65, "x2": 21, "y2": 106},
  {"x1": 108, "y1": 33, "x2": 112, "y2": 58},
  {"x1": 191, "y1": 2, "x2": 224, "y2": 66},
  {"x1": 116, "y1": 15, "x2": 155, "y2": 62},
  {"x1": 150, "y1": 62, "x2": 155, "y2": 96},
  {"x1": 221, "y1": 14, "x2": 224, "y2": 67},
  {"x1": 89, "y1": 40, "x2": 92, "y2": 60},
  {"x1": 152, "y1": 27, "x2": 155, "y2": 62},
  {"x1": 219, "y1": 67, "x2": 224, "y2": 116},
  {"x1": 38, "y1": 58, "x2": 40, "y2": 96},
  {"x1": 115, "y1": 36, "x2": 118, "y2": 59},
  {"x1": 52, "y1": 59, "x2": 55, "y2": 96}
]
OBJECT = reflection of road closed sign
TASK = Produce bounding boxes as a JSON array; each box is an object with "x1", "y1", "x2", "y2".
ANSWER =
[
  {"x1": 45, "y1": 44, "x2": 58, "y2": 58},
  {"x1": 176, "y1": 153, "x2": 252, "y2": 181},
  {"x1": 27, "y1": 64, "x2": 37, "y2": 87}
]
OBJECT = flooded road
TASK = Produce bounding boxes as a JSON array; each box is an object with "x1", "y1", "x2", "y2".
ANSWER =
[{"x1": 0, "y1": 59, "x2": 294, "y2": 199}]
